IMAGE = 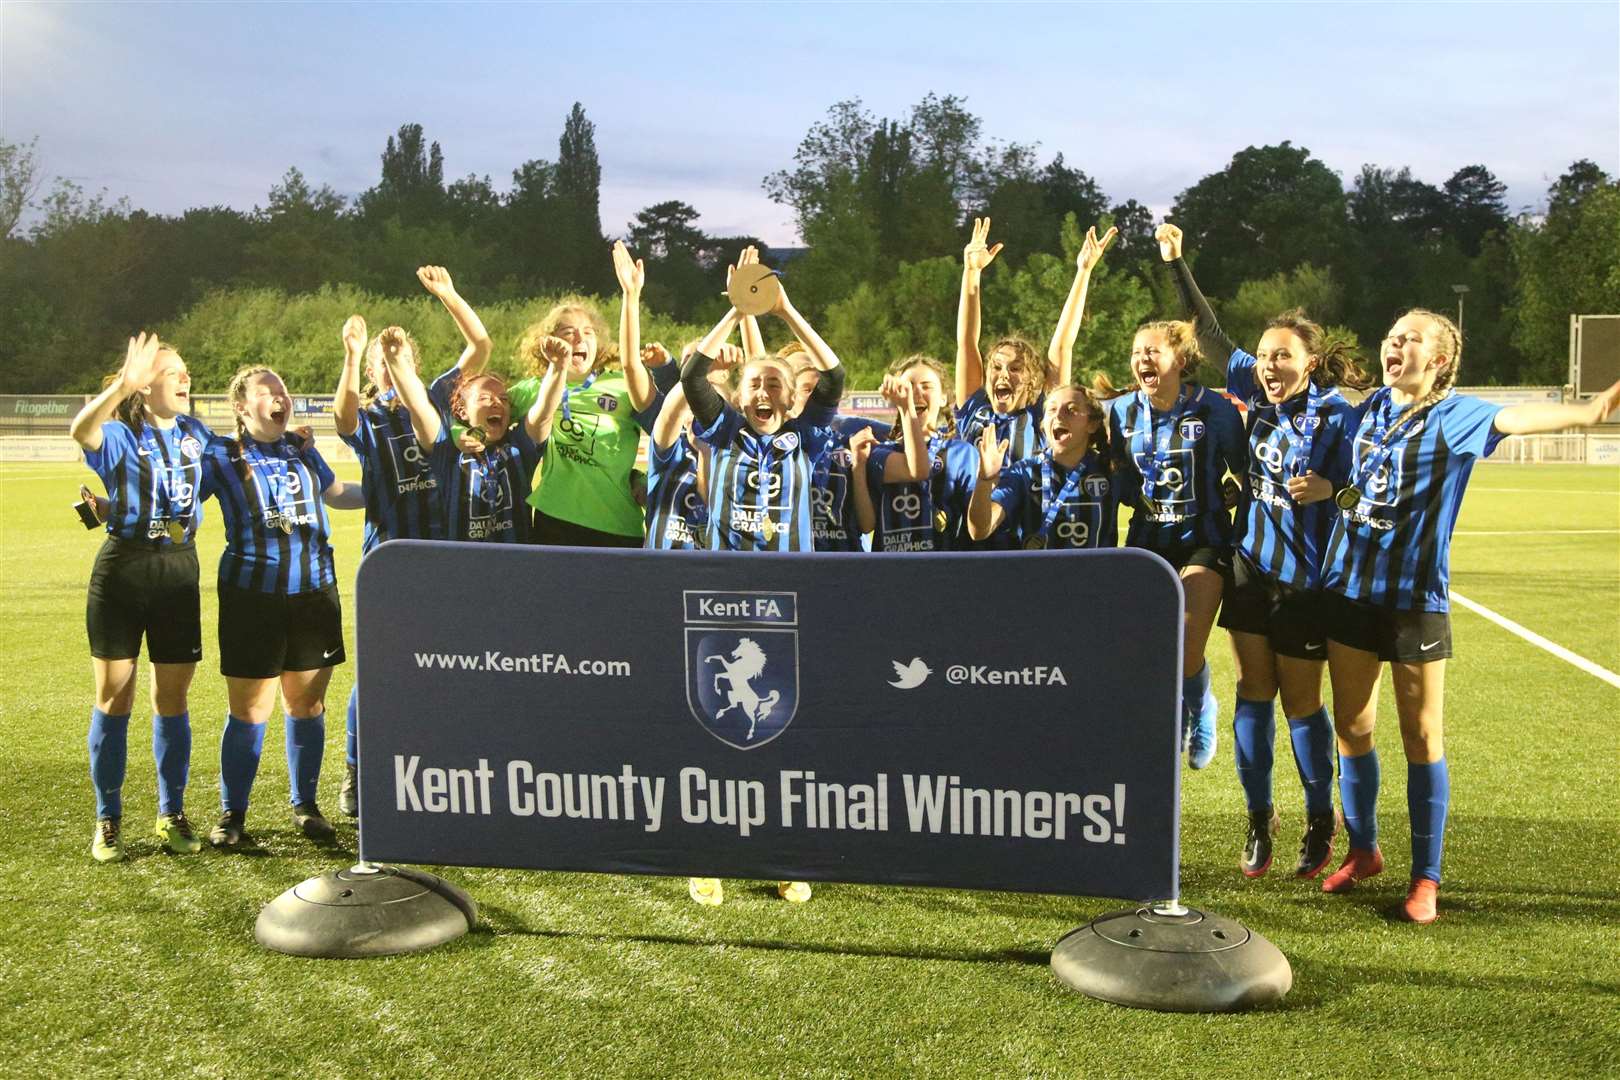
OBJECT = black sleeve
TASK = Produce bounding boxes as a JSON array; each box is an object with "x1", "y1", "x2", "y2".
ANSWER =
[
  {"x1": 1169, "y1": 256, "x2": 1238, "y2": 363},
  {"x1": 650, "y1": 358, "x2": 681, "y2": 396},
  {"x1": 807, "y1": 364, "x2": 846, "y2": 411},
  {"x1": 680, "y1": 351, "x2": 726, "y2": 429}
]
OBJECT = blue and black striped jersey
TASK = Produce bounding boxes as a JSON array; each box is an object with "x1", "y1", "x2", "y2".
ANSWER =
[
  {"x1": 991, "y1": 450, "x2": 1118, "y2": 550},
  {"x1": 339, "y1": 369, "x2": 460, "y2": 552},
  {"x1": 429, "y1": 423, "x2": 545, "y2": 544},
  {"x1": 955, "y1": 388, "x2": 1045, "y2": 462},
  {"x1": 1227, "y1": 350, "x2": 1356, "y2": 590},
  {"x1": 866, "y1": 432, "x2": 978, "y2": 553},
  {"x1": 83, "y1": 415, "x2": 214, "y2": 546},
  {"x1": 645, "y1": 436, "x2": 708, "y2": 550},
  {"x1": 1322, "y1": 390, "x2": 1504, "y2": 612},
  {"x1": 201, "y1": 435, "x2": 337, "y2": 594},
  {"x1": 1107, "y1": 385, "x2": 1247, "y2": 552},
  {"x1": 810, "y1": 431, "x2": 863, "y2": 552},
  {"x1": 692, "y1": 405, "x2": 834, "y2": 552}
]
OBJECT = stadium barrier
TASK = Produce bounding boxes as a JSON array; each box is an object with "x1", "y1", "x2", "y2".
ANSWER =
[{"x1": 254, "y1": 544, "x2": 1293, "y2": 1012}]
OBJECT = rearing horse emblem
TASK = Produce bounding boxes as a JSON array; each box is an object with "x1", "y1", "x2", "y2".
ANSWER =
[{"x1": 684, "y1": 591, "x2": 800, "y2": 750}]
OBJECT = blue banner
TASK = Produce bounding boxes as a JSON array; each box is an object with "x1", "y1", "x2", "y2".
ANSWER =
[{"x1": 356, "y1": 544, "x2": 1183, "y2": 900}]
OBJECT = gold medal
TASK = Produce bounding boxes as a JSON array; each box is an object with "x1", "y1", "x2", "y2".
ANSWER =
[
  {"x1": 167, "y1": 520, "x2": 186, "y2": 543},
  {"x1": 277, "y1": 516, "x2": 294, "y2": 535},
  {"x1": 934, "y1": 510, "x2": 948, "y2": 534},
  {"x1": 761, "y1": 517, "x2": 776, "y2": 544},
  {"x1": 1335, "y1": 485, "x2": 1362, "y2": 511},
  {"x1": 1025, "y1": 535, "x2": 1048, "y2": 551}
]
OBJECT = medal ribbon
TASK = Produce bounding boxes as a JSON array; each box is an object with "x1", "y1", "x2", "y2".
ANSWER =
[
  {"x1": 1287, "y1": 383, "x2": 1323, "y2": 479},
  {"x1": 1035, "y1": 451, "x2": 1087, "y2": 545},
  {"x1": 559, "y1": 370, "x2": 599, "y2": 425},
  {"x1": 153, "y1": 425, "x2": 193, "y2": 543},
  {"x1": 1133, "y1": 387, "x2": 1191, "y2": 506}
]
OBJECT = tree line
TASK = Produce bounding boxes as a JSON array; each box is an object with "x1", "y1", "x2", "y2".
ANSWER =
[{"x1": 1, "y1": 96, "x2": 1613, "y2": 395}]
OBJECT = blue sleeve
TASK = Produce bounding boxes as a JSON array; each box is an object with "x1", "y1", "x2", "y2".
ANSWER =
[
  {"x1": 833, "y1": 414, "x2": 887, "y2": 439},
  {"x1": 691, "y1": 402, "x2": 744, "y2": 451},
  {"x1": 1441, "y1": 395, "x2": 1507, "y2": 459},
  {"x1": 955, "y1": 389, "x2": 990, "y2": 439},
  {"x1": 1215, "y1": 394, "x2": 1248, "y2": 478},
  {"x1": 990, "y1": 461, "x2": 1030, "y2": 513},
  {"x1": 649, "y1": 436, "x2": 689, "y2": 482},
  {"x1": 650, "y1": 360, "x2": 681, "y2": 396},
  {"x1": 306, "y1": 447, "x2": 336, "y2": 493},
  {"x1": 948, "y1": 442, "x2": 980, "y2": 503},
  {"x1": 1317, "y1": 398, "x2": 1355, "y2": 486},
  {"x1": 197, "y1": 439, "x2": 226, "y2": 502},
  {"x1": 428, "y1": 368, "x2": 462, "y2": 412},
  {"x1": 1226, "y1": 348, "x2": 1258, "y2": 402},
  {"x1": 339, "y1": 409, "x2": 373, "y2": 454},
  {"x1": 867, "y1": 443, "x2": 897, "y2": 491},
  {"x1": 83, "y1": 421, "x2": 133, "y2": 475},
  {"x1": 510, "y1": 425, "x2": 545, "y2": 472}
]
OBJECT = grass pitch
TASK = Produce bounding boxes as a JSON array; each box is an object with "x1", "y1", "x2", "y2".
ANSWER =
[{"x1": 0, "y1": 462, "x2": 1616, "y2": 1078}]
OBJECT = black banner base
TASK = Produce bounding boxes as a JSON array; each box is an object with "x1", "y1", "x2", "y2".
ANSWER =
[
  {"x1": 1050, "y1": 903, "x2": 1291, "y2": 1012},
  {"x1": 254, "y1": 864, "x2": 477, "y2": 958}
]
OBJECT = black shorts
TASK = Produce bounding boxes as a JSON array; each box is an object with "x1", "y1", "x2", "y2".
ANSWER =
[
  {"x1": 1141, "y1": 541, "x2": 1232, "y2": 575},
  {"x1": 533, "y1": 511, "x2": 643, "y2": 549},
  {"x1": 1325, "y1": 591, "x2": 1453, "y2": 663},
  {"x1": 1218, "y1": 553, "x2": 1329, "y2": 661},
  {"x1": 86, "y1": 538, "x2": 202, "y2": 664},
  {"x1": 218, "y1": 582, "x2": 346, "y2": 678}
]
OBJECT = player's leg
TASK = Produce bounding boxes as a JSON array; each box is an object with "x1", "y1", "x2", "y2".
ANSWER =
[
  {"x1": 281, "y1": 665, "x2": 337, "y2": 841},
  {"x1": 149, "y1": 661, "x2": 200, "y2": 853},
  {"x1": 1276, "y1": 654, "x2": 1335, "y2": 878},
  {"x1": 88, "y1": 656, "x2": 138, "y2": 862},
  {"x1": 1321, "y1": 636, "x2": 1385, "y2": 893},
  {"x1": 1392, "y1": 657, "x2": 1448, "y2": 924},
  {"x1": 1181, "y1": 560, "x2": 1225, "y2": 769},
  {"x1": 1229, "y1": 629, "x2": 1280, "y2": 876}
]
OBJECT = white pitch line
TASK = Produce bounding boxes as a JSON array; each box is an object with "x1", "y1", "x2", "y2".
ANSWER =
[
  {"x1": 1455, "y1": 529, "x2": 1619, "y2": 536},
  {"x1": 1451, "y1": 591, "x2": 1620, "y2": 690},
  {"x1": 1473, "y1": 487, "x2": 1620, "y2": 495}
]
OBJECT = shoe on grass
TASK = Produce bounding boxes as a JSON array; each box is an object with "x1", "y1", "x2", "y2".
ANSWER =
[
  {"x1": 1295, "y1": 812, "x2": 1337, "y2": 879},
  {"x1": 777, "y1": 881, "x2": 812, "y2": 903},
  {"x1": 339, "y1": 761, "x2": 358, "y2": 818},
  {"x1": 1402, "y1": 878, "x2": 1439, "y2": 924},
  {"x1": 688, "y1": 877, "x2": 724, "y2": 906},
  {"x1": 155, "y1": 811, "x2": 201, "y2": 854},
  {"x1": 208, "y1": 810, "x2": 248, "y2": 848},
  {"x1": 1321, "y1": 846, "x2": 1384, "y2": 893},
  {"x1": 291, "y1": 801, "x2": 336, "y2": 842},
  {"x1": 91, "y1": 816, "x2": 124, "y2": 862},
  {"x1": 1240, "y1": 807, "x2": 1280, "y2": 878}
]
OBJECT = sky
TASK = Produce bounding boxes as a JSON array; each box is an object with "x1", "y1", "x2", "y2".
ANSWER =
[{"x1": 3, "y1": 1, "x2": 1616, "y2": 246}]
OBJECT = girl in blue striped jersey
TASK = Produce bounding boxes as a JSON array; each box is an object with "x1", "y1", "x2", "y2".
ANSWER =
[
  {"x1": 858, "y1": 360, "x2": 965, "y2": 552},
  {"x1": 200, "y1": 364, "x2": 367, "y2": 848},
  {"x1": 1318, "y1": 309, "x2": 1620, "y2": 923},
  {"x1": 967, "y1": 385, "x2": 1118, "y2": 550},
  {"x1": 1158, "y1": 223, "x2": 1370, "y2": 879},
  {"x1": 70, "y1": 333, "x2": 215, "y2": 860},
  {"x1": 645, "y1": 341, "x2": 737, "y2": 551},
  {"x1": 332, "y1": 265, "x2": 491, "y2": 814},
  {"x1": 377, "y1": 329, "x2": 558, "y2": 545},
  {"x1": 679, "y1": 280, "x2": 847, "y2": 553},
  {"x1": 1099, "y1": 320, "x2": 1248, "y2": 770}
]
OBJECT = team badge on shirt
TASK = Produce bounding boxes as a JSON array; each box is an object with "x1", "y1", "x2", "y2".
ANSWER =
[
  {"x1": 596, "y1": 394, "x2": 618, "y2": 412},
  {"x1": 684, "y1": 589, "x2": 799, "y2": 750},
  {"x1": 774, "y1": 432, "x2": 800, "y2": 453},
  {"x1": 180, "y1": 436, "x2": 202, "y2": 459},
  {"x1": 1179, "y1": 418, "x2": 1206, "y2": 442}
]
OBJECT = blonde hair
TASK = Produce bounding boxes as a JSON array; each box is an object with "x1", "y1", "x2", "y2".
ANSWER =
[
  {"x1": 1379, "y1": 308, "x2": 1463, "y2": 442},
  {"x1": 362, "y1": 326, "x2": 421, "y2": 408},
  {"x1": 886, "y1": 353, "x2": 954, "y2": 439},
  {"x1": 517, "y1": 298, "x2": 616, "y2": 378}
]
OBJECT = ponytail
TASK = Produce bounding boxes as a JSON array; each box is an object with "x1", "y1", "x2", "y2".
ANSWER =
[{"x1": 1264, "y1": 308, "x2": 1373, "y2": 391}]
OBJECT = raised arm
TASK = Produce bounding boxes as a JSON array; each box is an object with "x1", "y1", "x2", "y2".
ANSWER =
[
  {"x1": 612, "y1": 241, "x2": 654, "y2": 411},
  {"x1": 965, "y1": 423, "x2": 1009, "y2": 541},
  {"x1": 849, "y1": 428, "x2": 878, "y2": 535},
  {"x1": 333, "y1": 315, "x2": 367, "y2": 438},
  {"x1": 1157, "y1": 225, "x2": 1238, "y2": 364},
  {"x1": 681, "y1": 309, "x2": 745, "y2": 430},
  {"x1": 651, "y1": 382, "x2": 690, "y2": 454},
  {"x1": 525, "y1": 338, "x2": 571, "y2": 444},
  {"x1": 731, "y1": 246, "x2": 767, "y2": 358},
  {"x1": 881, "y1": 375, "x2": 929, "y2": 482},
  {"x1": 1048, "y1": 225, "x2": 1117, "y2": 388},
  {"x1": 377, "y1": 327, "x2": 442, "y2": 447},
  {"x1": 1493, "y1": 378, "x2": 1620, "y2": 435},
  {"x1": 71, "y1": 333, "x2": 164, "y2": 452},
  {"x1": 956, "y1": 217, "x2": 1003, "y2": 405},
  {"x1": 417, "y1": 266, "x2": 492, "y2": 378}
]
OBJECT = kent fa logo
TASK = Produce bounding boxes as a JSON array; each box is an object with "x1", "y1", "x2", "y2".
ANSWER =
[{"x1": 684, "y1": 590, "x2": 799, "y2": 749}]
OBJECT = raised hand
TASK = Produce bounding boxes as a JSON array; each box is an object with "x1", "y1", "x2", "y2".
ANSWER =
[
  {"x1": 416, "y1": 265, "x2": 455, "y2": 298},
  {"x1": 539, "y1": 335, "x2": 572, "y2": 371},
  {"x1": 724, "y1": 244, "x2": 760, "y2": 289},
  {"x1": 878, "y1": 373, "x2": 902, "y2": 408},
  {"x1": 892, "y1": 375, "x2": 916, "y2": 415},
  {"x1": 642, "y1": 342, "x2": 671, "y2": 368},
  {"x1": 712, "y1": 343, "x2": 744, "y2": 371},
  {"x1": 849, "y1": 426, "x2": 876, "y2": 468},
  {"x1": 379, "y1": 326, "x2": 407, "y2": 364},
  {"x1": 963, "y1": 217, "x2": 1003, "y2": 274},
  {"x1": 976, "y1": 422, "x2": 1008, "y2": 480},
  {"x1": 119, "y1": 331, "x2": 165, "y2": 392},
  {"x1": 342, "y1": 315, "x2": 368, "y2": 360},
  {"x1": 1078, "y1": 225, "x2": 1119, "y2": 274},
  {"x1": 1155, "y1": 223, "x2": 1183, "y2": 263},
  {"x1": 612, "y1": 240, "x2": 644, "y2": 295}
]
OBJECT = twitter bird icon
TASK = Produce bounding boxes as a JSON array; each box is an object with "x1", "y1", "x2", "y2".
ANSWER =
[{"x1": 889, "y1": 658, "x2": 932, "y2": 689}]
